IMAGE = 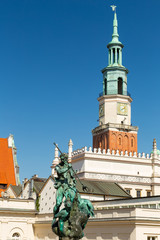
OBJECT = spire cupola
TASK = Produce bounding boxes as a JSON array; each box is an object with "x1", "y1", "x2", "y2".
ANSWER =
[
  {"x1": 101, "y1": 6, "x2": 129, "y2": 97},
  {"x1": 107, "y1": 6, "x2": 123, "y2": 67}
]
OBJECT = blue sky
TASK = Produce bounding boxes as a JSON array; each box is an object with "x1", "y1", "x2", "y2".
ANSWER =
[{"x1": 0, "y1": 0, "x2": 160, "y2": 180}]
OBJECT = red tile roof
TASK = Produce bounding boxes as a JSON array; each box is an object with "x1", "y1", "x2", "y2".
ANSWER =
[{"x1": 0, "y1": 138, "x2": 16, "y2": 195}]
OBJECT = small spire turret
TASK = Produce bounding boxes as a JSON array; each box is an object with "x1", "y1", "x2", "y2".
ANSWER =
[
  {"x1": 107, "y1": 6, "x2": 123, "y2": 67},
  {"x1": 112, "y1": 10, "x2": 119, "y2": 43},
  {"x1": 68, "y1": 139, "x2": 73, "y2": 163},
  {"x1": 153, "y1": 138, "x2": 157, "y2": 159},
  {"x1": 51, "y1": 144, "x2": 59, "y2": 176}
]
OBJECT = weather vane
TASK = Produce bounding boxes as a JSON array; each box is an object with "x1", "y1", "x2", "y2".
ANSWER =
[{"x1": 110, "y1": 5, "x2": 117, "y2": 12}]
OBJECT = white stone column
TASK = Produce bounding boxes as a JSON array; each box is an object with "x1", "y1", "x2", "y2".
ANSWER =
[
  {"x1": 153, "y1": 138, "x2": 157, "y2": 159},
  {"x1": 68, "y1": 139, "x2": 73, "y2": 163},
  {"x1": 111, "y1": 48, "x2": 113, "y2": 65},
  {"x1": 108, "y1": 49, "x2": 110, "y2": 65}
]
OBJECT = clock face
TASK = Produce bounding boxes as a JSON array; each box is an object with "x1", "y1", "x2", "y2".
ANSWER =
[
  {"x1": 117, "y1": 103, "x2": 128, "y2": 116},
  {"x1": 99, "y1": 104, "x2": 104, "y2": 118}
]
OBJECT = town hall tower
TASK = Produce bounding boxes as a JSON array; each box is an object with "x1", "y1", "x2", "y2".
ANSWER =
[{"x1": 92, "y1": 7, "x2": 138, "y2": 154}]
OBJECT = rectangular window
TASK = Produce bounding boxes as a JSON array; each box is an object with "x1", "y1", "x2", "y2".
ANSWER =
[
  {"x1": 125, "y1": 189, "x2": 131, "y2": 195},
  {"x1": 147, "y1": 191, "x2": 151, "y2": 197},
  {"x1": 147, "y1": 237, "x2": 157, "y2": 240},
  {"x1": 136, "y1": 190, "x2": 141, "y2": 197}
]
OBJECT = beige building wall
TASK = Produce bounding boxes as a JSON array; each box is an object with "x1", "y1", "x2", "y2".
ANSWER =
[
  {"x1": 71, "y1": 147, "x2": 160, "y2": 198},
  {"x1": 39, "y1": 177, "x2": 56, "y2": 213},
  {"x1": 34, "y1": 207, "x2": 160, "y2": 240},
  {"x1": 0, "y1": 198, "x2": 36, "y2": 240},
  {"x1": 1, "y1": 196, "x2": 160, "y2": 239}
]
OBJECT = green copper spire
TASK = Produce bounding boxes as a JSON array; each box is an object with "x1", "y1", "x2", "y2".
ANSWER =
[
  {"x1": 101, "y1": 6, "x2": 129, "y2": 97},
  {"x1": 107, "y1": 6, "x2": 123, "y2": 67},
  {"x1": 112, "y1": 11, "x2": 119, "y2": 43},
  {"x1": 108, "y1": 6, "x2": 123, "y2": 47}
]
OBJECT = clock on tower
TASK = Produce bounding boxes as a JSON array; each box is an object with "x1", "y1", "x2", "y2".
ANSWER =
[{"x1": 92, "y1": 7, "x2": 138, "y2": 155}]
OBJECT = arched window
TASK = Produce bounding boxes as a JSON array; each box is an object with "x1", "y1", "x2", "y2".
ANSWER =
[
  {"x1": 118, "y1": 78, "x2": 123, "y2": 95},
  {"x1": 12, "y1": 233, "x2": 20, "y2": 240},
  {"x1": 119, "y1": 137, "x2": 121, "y2": 145},
  {"x1": 104, "y1": 78, "x2": 107, "y2": 95},
  {"x1": 111, "y1": 133, "x2": 116, "y2": 150},
  {"x1": 98, "y1": 137, "x2": 102, "y2": 149},
  {"x1": 131, "y1": 138, "x2": 134, "y2": 147},
  {"x1": 117, "y1": 48, "x2": 120, "y2": 64},
  {"x1": 113, "y1": 48, "x2": 115, "y2": 63},
  {"x1": 124, "y1": 135, "x2": 129, "y2": 153}
]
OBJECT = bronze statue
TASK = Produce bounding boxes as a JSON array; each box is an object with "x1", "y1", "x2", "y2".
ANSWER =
[{"x1": 52, "y1": 144, "x2": 94, "y2": 240}]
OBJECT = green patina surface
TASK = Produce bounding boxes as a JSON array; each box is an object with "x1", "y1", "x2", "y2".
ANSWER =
[
  {"x1": 102, "y1": 10, "x2": 129, "y2": 97},
  {"x1": 52, "y1": 153, "x2": 94, "y2": 240}
]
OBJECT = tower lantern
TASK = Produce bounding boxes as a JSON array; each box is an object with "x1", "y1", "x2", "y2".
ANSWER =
[{"x1": 92, "y1": 7, "x2": 138, "y2": 155}]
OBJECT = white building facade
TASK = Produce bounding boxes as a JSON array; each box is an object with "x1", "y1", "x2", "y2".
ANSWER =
[{"x1": 71, "y1": 139, "x2": 160, "y2": 198}]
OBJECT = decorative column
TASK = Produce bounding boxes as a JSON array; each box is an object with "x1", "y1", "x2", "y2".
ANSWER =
[
  {"x1": 111, "y1": 48, "x2": 113, "y2": 65},
  {"x1": 115, "y1": 48, "x2": 117, "y2": 64},
  {"x1": 68, "y1": 139, "x2": 73, "y2": 163},
  {"x1": 108, "y1": 49, "x2": 110, "y2": 65},
  {"x1": 153, "y1": 138, "x2": 157, "y2": 159},
  {"x1": 51, "y1": 144, "x2": 59, "y2": 176}
]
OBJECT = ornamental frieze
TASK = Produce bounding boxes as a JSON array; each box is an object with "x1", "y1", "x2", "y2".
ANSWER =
[{"x1": 85, "y1": 172, "x2": 151, "y2": 184}]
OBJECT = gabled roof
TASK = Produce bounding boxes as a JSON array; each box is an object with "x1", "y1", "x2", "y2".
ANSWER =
[
  {"x1": 34, "y1": 181, "x2": 46, "y2": 194},
  {"x1": 38, "y1": 175, "x2": 54, "y2": 195},
  {"x1": 76, "y1": 180, "x2": 131, "y2": 198},
  {"x1": 9, "y1": 184, "x2": 22, "y2": 197},
  {"x1": 22, "y1": 176, "x2": 47, "y2": 197},
  {"x1": 39, "y1": 176, "x2": 130, "y2": 198},
  {"x1": 0, "y1": 138, "x2": 16, "y2": 195}
]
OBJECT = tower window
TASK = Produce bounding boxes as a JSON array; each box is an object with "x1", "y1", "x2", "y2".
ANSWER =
[
  {"x1": 104, "y1": 78, "x2": 107, "y2": 95},
  {"x1": 119, "y1": 138, "x2": 121, "y2": 145},
  {"x1": 117, "y1": 48, "x2": 119, "y2": 64},
  {"x1": 118, "y1": 78, "x2": 123, "y2": 94},
  {"x1": 113, "y1": 48, "x2": 115, "y2": 63},
  {"x1": 131, "y1": 139, "x2": 134, "y2": 147}
]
